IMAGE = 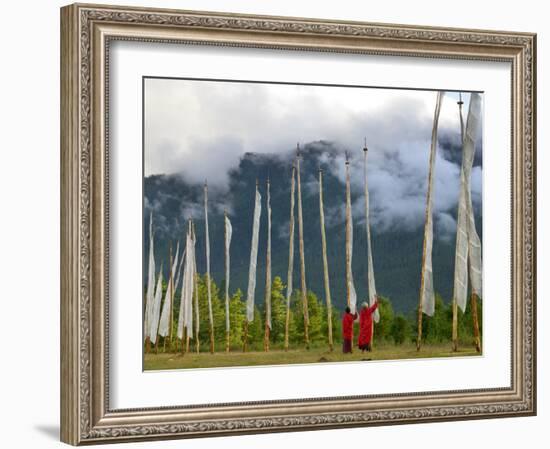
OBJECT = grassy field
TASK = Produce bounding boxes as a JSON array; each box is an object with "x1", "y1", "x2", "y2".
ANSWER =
[{"x1": 144, "y1": 342, "x2": 481, "y2": 371}]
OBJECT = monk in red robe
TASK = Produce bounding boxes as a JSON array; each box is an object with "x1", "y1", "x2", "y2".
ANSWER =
[
  {"x1": 342, "y1": 306, "x2": 358, "y2": 353},
  {"x1": 358, "y1": 298, "x2": 379, "y2": 352}
]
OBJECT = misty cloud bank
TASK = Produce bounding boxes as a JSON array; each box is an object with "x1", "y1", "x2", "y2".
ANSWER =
[{"x1": 144, "y1": 79, "x2": 482, "y2": 238}]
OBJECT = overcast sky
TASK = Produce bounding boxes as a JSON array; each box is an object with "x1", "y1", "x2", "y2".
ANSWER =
[{"x1": 144, "y1": 78, "x2": 482, "y2": 236}]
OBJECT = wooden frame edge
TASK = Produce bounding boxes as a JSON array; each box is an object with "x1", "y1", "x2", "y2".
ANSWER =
[{"x1": 60, "y1": 3, "x2": 536, "y2": 445}]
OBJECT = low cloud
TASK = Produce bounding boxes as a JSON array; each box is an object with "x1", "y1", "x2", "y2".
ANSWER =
[{"x1": 145, "y1": 79, "x2": 482, "y2": 234}]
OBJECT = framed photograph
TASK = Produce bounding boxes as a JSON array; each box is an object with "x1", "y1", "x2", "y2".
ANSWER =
[{"x1": 60, "y1": 3, "x2": 536, "y2": 445}]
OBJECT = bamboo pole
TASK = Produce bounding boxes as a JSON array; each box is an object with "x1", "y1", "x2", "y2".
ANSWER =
[
  {"x1": 319, "y1": 167, "x2": 334, "y2": 352},
  {"x1": 264, "y1": 178, "x2": 272, "y2": 352},
  {"x1": 204, "y1": 182, "x2": 215, "y2": 354},
  {"x1": 296, "y1": 144, "x2": 309, "y2": 349},
  {"x1": 284, "y1": 164, "x2": 296, "y2": 352}
]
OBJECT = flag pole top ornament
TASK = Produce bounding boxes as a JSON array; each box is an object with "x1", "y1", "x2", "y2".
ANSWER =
[
  {"x1": 296, "y1": 142, "x2": 302, "y2": 159},
  {"x1": 345, "y1": 150, "x2": 350, "y2": 165},
  {"x1": 363, "y1": 137, "x2": 368, "y2": 153}
]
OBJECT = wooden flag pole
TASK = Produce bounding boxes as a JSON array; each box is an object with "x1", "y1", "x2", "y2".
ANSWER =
[
  {"x1": 345, "y1": 155, "x2": 352, "y2": 310},
  {"x1": 164, "y1": 243, "x2": 173, "y2": 353},
  {"x1": 319, "y1": 167, "x2": 334, "y2": 352},
  {"x1": 452, "y1": 299, "x2": 458, "y2": 352},
  {"x1": 263, "y1": 318, "x2": 270, "y2": 352},
  {"x1": 471, "y1": 293, "x2": 481, "y2": 352},
  {"x1": 451, "y1": 93, "x2": 465, "y2": 353},
  {"x1": 363, "y1": 140, "x2": 377, "y2": 350},
  {"x1": 191, "y1": 221, "x2": 200, "y2": 354},
  {"x1": 264, "y1": 178, "x2": 272, "y2": 352},
  {"x1": 181, "y1": 327, "x2": 186, "y2": 356},
  {"x1": 169, "y1": 243, "x2": 175, "y2": 353},
  {"x1": 194, "y1": 271, "x2": 200, "y2": 354},
  {"x1": 284, "y1": 164, "x2": 296, "y2": 352},
  {"x1": 204, "y1": 182, "x2": 215, "y2": 354},
  {"x1": 224, "y1": 210, "x2": 230, "y2": 353},
  {"x1": 243, "y1": 320, "x2": 249, "y2": 353},
  {"x1": 296, "y1": 144, "x2": 310, "y2": 349}
]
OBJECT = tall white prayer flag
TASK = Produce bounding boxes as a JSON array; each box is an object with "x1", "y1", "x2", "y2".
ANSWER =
[
  {"x1": 178, "y1": 225, "x2": 195, "y2": 339},
  {"x1": 149, "y1": 265, "x2": 163, "y2": 345},
  {"x1": 246, "y1": 184, "x2": 262, "y2": 322},
  {"x1": 419, "y1": 91, "x2": 444, "y2": 317},
  {"x1": 173, "y1": 246, "x2": 185, "y2": 295},
  {"x1": 158, "y1": 242, "x2": 180, "y2": 337},
  {"x1": 453, "y1": 93, "x2": 483, "y2": 311},
  {"x1": 224, "y1": 214, "x2": 233, "y2": 332},
  {"x1": 363, "y1": 147, "x2": 379, "y2": 322},
  {"x1": 177, "y1": 239, "x2": 187, "y2": 340},
  {"x1": 345, "y1": 158, "x2": 358, "y2": 314},
  {"x1": 144, "y1": 212, "x2": 155, "y2": 339}
]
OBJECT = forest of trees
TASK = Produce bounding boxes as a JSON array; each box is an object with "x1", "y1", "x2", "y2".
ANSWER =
[
  {"x1": 144, "y1": 142, "x2": 482, "y2": 315},
  {"x1": 148, "y1": 275, "x2": 483, "y2": 352}
]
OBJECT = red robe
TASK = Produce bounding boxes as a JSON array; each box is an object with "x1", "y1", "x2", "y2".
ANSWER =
[
  {"x1": 342, "y1": 312, "x2": 357, "y2": 340},
  {"x1": 358, "y1": 303, "x2": 379, "y2": 347}
]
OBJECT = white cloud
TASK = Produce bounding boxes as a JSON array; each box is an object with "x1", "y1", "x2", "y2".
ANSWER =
[{"x1": 144, "y1": 78, "x2": 482, "y2": 233}]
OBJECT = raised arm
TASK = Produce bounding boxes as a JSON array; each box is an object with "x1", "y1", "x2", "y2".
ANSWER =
[{"x1": 369, "y1": 297, "x2": 379, "y2": 313}]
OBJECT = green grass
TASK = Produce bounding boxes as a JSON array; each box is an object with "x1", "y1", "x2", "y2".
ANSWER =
[{"x1": 144, "y1": 342, "x2": 481, "y2": 371}]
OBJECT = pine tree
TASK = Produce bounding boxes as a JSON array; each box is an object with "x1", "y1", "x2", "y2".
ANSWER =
[
  {"x1": 391, "y1": 315, "x2": 412, "y2": 345},
  {"x1": 196, "y1": 274, "x2": 224, "y2": 349},
  {"x1": 228, "y1": 289, "x2": 246, "y2": 348},
  {"x1": 247, "y1": 306, "x2": 264, "y2": 351},
  {"x1": 269, "y1": 276, "x2": 288, "y2": 345},
  {"x1": 374, "y1": 296, "x2": 394, "y2": 342}
]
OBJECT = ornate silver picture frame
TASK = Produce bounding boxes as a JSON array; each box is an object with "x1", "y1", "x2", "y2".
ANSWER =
[{"x1": 60, "y1": 3, "x2": 536, "y2": 445}]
